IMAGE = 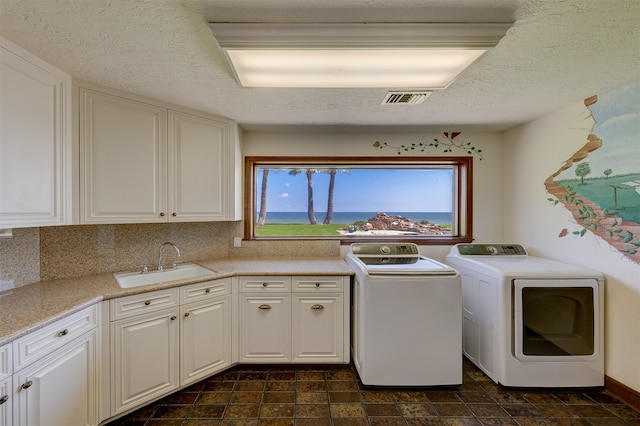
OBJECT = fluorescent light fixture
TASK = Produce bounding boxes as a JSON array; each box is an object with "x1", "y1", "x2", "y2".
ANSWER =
[{"x1": 208, "y1": 23, "x2": 511, "y2": 89}]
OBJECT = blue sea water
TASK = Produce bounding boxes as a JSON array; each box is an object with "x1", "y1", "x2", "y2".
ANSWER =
[{"x1": 258, "y1": 212, "x2": 452, "y2": 225}]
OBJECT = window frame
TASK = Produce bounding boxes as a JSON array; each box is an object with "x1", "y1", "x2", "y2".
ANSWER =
[{"x1": 244, "y1": 156, "x2": 473, "y2": 245}]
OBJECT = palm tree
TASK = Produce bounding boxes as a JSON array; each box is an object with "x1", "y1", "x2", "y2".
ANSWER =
[
  {"x1": 323, "y1": 169, "x2": 337, "y2": 224},
  {"x1": 256, "y1": 168, "x2": 269, "y2": 226},
  {"x1": 289, "y1": 168, "x2": 317, "y2": 224},
  {"x1": 322, "y1": 169, "x2": 351, "y2": 224},
  {"x1": 305, "y1": 169, "x2": 317, "y2": 224}
]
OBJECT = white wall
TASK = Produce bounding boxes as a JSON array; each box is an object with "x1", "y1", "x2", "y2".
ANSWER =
[
  {"x1": 242, "y1": 130, "x2": 504, "y2": 261},
  {"x1": 504, "y1": 102, "x2": 640, "y2": 392}
]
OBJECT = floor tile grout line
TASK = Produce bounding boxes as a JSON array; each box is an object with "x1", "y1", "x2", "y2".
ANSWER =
[{"x1": 108, "y1": 361, "x2": 640, "y2": 425}]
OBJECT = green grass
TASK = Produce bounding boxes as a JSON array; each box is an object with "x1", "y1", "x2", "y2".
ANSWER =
[
  {"x1": 255, "y1": 223, "x2": 348, "y2": 236},
  {"x1": 557, "y1": 173, "x2": 640, "y2": 224}
]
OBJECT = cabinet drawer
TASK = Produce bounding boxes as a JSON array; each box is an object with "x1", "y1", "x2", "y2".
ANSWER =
[
  {"x1": 293, "y1": 276, "x2": 344, "y2": 292},
  {"x1": 0, "y1": 342, "x2": 10, "y2": 381},
  {"x1": 179, "y1": 278, "x2": 231, "y2": 304},
  {"x1": 13, "y1": 304, "x2": 98, "y2": 371},
  {"x1": 110, "y1": 288, "x2": 178, "y2": 321},
  {"x1": 239, "y1": 276, "x2": 291, "y2": 292}
]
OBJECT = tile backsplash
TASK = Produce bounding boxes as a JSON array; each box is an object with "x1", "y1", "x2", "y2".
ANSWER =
[
  {"x1": 1, "y1": 222, "x2": 341, "y2": 287},
  {"x1": 0, "y1": 227, "x2": 40, "y2": 289},
  {"x1": 40, "y1": 222, "x2": 234, "y2": 280}
]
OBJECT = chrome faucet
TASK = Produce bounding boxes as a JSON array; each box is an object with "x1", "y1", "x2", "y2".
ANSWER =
[{"x1": 158, "y1": 242, "x2": 181, "y2": 271}]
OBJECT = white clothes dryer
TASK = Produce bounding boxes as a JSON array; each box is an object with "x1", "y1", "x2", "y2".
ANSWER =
[{"x1": 445, "y1": 243, "x2": 604, "y2": 388}]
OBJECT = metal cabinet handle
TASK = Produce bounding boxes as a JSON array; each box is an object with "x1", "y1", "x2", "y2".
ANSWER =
[
  {"x1": 57, "y1": 329, "x2": 69, "y2": 337},
  {"x1": 0, "y1": 395, "x2": 8, "y2": 404},
  {"x1": 205, "y1": 288, "x2": 211, "y2": 293},
  {"x1": 172, "y1": 212, "x2": 177, "y2": 217},
  {"x1": 258, "y1": 304, "x2": 272, "y2": 310},
  {"x1": 184, "y1": 312, "x2": 190, "y2": 317},
  {"x1": 144, "y1": 300, "x2": 151, "y2": 306},
  {"x1": 160, "y1": 212, "x2": 165, "y2": 217},
  {"x1": 170, "y1": 316, "x2": 177, "y2": 320},
  {"x1": 311, "y1": 304, "x2": 325, "y2": 310},
  {"x1": 262, "y1": 282, "x2": 268, "y2": 287},
  {"x1": 21, "y1": 381, "x2": 33, "y2": 390},
  {"x1": 315, "y1": 283, "x2": 321, "y2": 287}
]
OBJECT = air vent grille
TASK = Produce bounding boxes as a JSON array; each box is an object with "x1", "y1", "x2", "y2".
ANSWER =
[{"x1": 381, "y1": 91, "x2": 432, "y2": 105}]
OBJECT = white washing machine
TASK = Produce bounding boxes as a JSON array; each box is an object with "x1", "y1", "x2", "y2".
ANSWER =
[
  {"x1": 346, "y1": 243, "x2": 462, "y2": 386},
  {"x1": 445, "y1": 243, "x2": 604, "y2": 388}
]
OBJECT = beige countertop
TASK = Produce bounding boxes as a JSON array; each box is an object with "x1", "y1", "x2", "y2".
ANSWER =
[{"x1": 0, "y1": 257, "x2": 353, "y2": 346}]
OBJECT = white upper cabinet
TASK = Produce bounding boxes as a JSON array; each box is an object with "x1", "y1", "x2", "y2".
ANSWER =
[
  {"x1": 0, "y1": 37, "x2": 72, "y2": 228},
  {"x1": 79, "y1": 84, "x2": 240, "y2": 224},
  {"x1": 80, "y1": 90, "x2": 167, "y2": 223},
  {"x1": 169, "y1": 111, "x2": 232, "y2": 221}
]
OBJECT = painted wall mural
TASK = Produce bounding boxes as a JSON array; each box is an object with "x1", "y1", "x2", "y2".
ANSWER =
[{"x1": 545, "y1": 79, "x2": 640, "y2": 263}]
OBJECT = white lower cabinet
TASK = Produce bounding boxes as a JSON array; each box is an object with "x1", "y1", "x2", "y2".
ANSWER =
[
  {"x1": 240, "y1": 294, "x2": 291, "y2": 362},
  {"x1": 0, "y1": 377, "x2": 9, "y2": 426},
  {"x1": 14, "y1": 330, "x2": 98, "y2": 426},
  {"x1": 0, "y1": 343, "x2": 11, "y2": 426},
  {"x1": 292, "y1": 293, "x2": 343, "y2": 362},
  {"x1": 239, "y1": 276, "x2": 349, "y2": 363},
  {"x1": 5, "y1": 305, "x2": 100, "y2": 426},
  {"x1": 109, "y1": 279, "x2": 233, "y2": 415},
  {"x1": 111, "y1": 307, "x2": 179, "y2": 414},
  {"x1": 180, "y1": 294, "x2": 232, "y2": 385}
]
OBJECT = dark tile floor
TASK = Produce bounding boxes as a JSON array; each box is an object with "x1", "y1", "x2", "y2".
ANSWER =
[{"x1": 104, "y1": 358, "x2": 640, "y2": 426}]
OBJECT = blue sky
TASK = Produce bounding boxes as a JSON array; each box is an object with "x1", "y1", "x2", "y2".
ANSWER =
[
  {"x1": 559, "y1": 79, "x2": 639, "y2": 179},
  {"x1": 258, "y1": 168, "x2": 453, "y2": 212}
]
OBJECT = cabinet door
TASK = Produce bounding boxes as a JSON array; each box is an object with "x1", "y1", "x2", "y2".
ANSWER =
[
  {"x1": 292, "y1": 294, "x2": 343, "y2": 362},
  {"x1": 80, "y1": 89, "x2": 167, "y2": 223},
  {"x1": 168, "y1": 111, "x2": 232, "y2": 221},
  {"x1": 0, "y1": 378, "x2": 10, "y2": 426},
  {"x1": 180, "y1": 295, "x2": 231, "y2": 385},
  {"x1": 0, "y1": 37, "x2": 71, "y2": 228},
  {"x1": 111, "y1": 308, "x2": 178, "y2": 414},
  {"x1": 239, "y1": 294, "x2": 291, "y2": 362},
  {"x1": 13, "y1": 329, "x2": 97, "y2": 426}
]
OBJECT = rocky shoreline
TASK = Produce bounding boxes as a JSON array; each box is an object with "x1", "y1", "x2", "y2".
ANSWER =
[{"x1": 340, "y1": 212, "x2": 452, "y2": 236}]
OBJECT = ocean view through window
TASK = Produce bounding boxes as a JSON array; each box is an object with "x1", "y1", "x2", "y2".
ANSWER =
[{"x1": 244, "y1": 156, "x2": 473, "y2": 244}]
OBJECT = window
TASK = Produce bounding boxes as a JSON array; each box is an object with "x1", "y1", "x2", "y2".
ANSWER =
[{"x1": 244, "y1": 156, "x2": 473, "y2": 245}]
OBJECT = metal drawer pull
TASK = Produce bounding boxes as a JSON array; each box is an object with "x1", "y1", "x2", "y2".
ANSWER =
[
  {"x1": 311, "y1": 304, "x2": 325, "y2": 310},
  {"x1": 170, "y1": 316, "x2": 177, "y2": 320},
  {"x1": 262, "y1": 282, "x2": 268, "y2": 287},
  {"x1": 21, "y1": 381, "x2": 33, "y2": 390},
  {"x1": 144, "y1": 300, "x2": 151, "y2": 305},
  {"x1": 315, "y1": 283, "x2": 321, "y2": 287},
  {"x1": 57, "y1": 329, "x2": 69, "y2": 337},
  {"x1": 0, "y1": 395, "x2": 8, "y2": 404},
  {"x1": 184, "y1": 312, "x2": 191, "y2": 317},
  {"x1": 258, "y1": 304, "x2": 272, "y2": 310},
  {"x1": 205, "y1": 288, "x2": 211, "y2": 293}
]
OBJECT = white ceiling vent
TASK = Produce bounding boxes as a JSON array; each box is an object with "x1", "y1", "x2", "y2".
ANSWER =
[{"x1": 381, "y1": 91, "x2": 432, "y2": 105}]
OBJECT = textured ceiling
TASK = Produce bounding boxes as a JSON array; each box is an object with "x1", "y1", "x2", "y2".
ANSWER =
[{"x1": 1, "y1": 0, "x2": 639, "y2": 132}]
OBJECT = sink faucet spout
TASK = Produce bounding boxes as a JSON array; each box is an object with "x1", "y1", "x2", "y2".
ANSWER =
[{"x1": 158, "y1": 242, "x2": 181, "y2": 271}]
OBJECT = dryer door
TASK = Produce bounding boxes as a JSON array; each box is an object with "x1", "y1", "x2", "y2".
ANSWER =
[{"x1": 513, "y1": 279, "x2": 600, "y2": 361}]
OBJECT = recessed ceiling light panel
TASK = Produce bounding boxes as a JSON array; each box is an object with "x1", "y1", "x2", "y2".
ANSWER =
[
  {"x1": 208, "y1": 23, "x2": 512, "y2": 89},
  {"x1": 226, "y1": 49, "x2": 486, "y2": 88}
]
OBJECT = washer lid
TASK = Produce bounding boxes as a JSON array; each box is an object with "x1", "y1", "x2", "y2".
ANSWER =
[{"x1": 347, "y1": 252, "x2": 458, "y2": 276}]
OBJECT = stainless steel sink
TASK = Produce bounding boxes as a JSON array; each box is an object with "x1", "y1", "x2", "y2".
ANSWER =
[{"x1": 114, "y1": 264, "x2": 215, "y2": 288}]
